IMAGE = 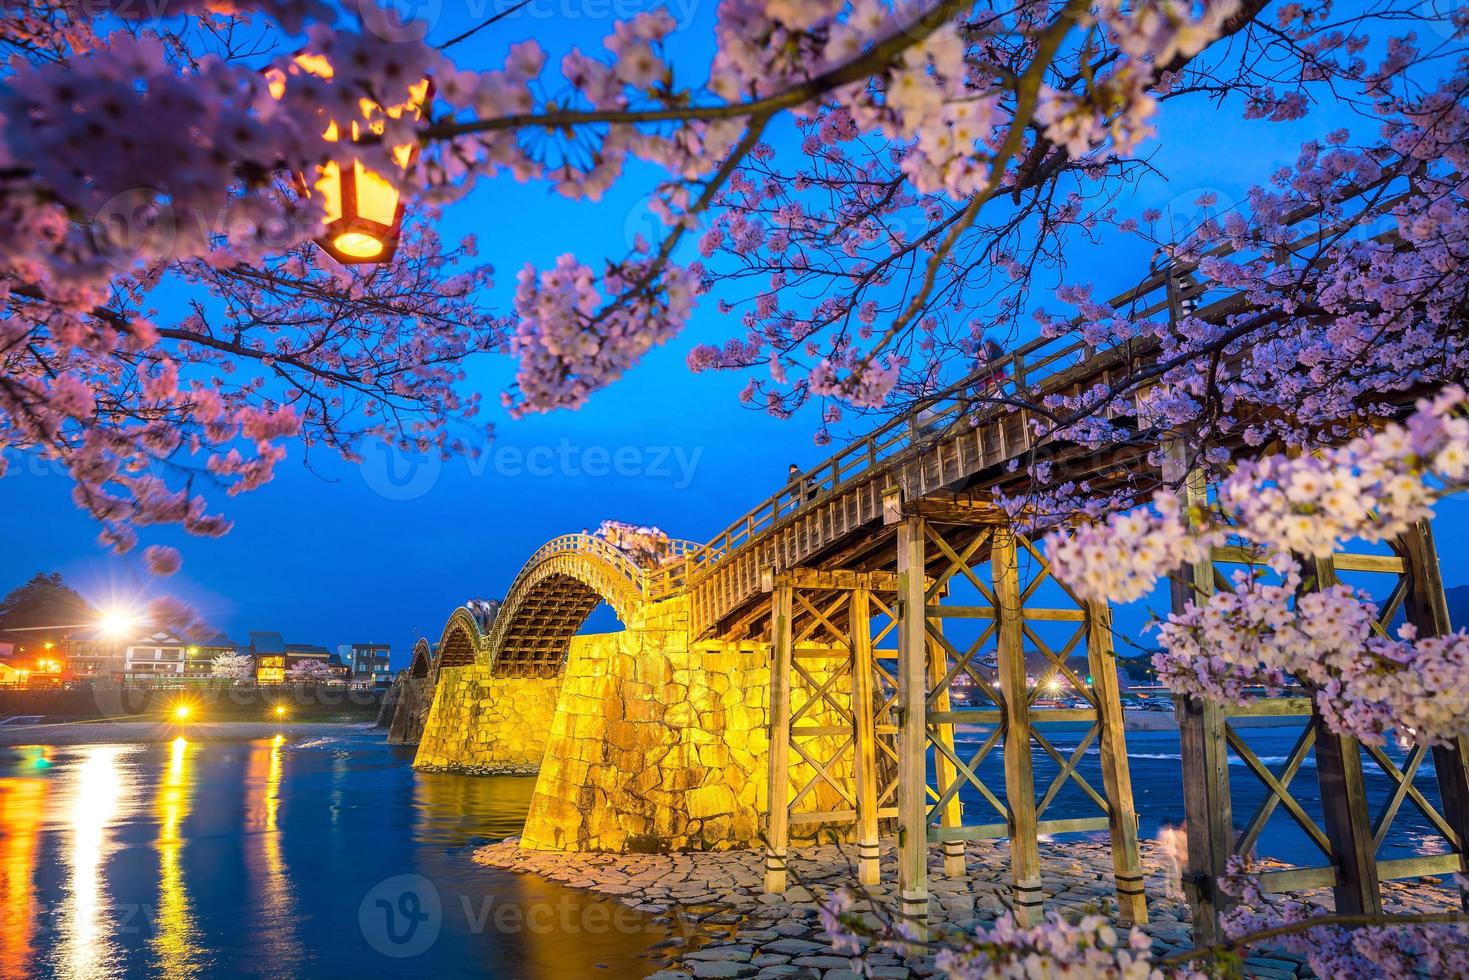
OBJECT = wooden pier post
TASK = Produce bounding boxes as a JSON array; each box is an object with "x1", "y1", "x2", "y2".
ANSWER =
[
  {"x1": 896, "y1": 517, "x2": 930, "y2": 927},
  {"x1": 927, "y1": 636, "x2": 968, "y2": 877},
  {"x1": 1306, "y1": 555, "x2": 1383, "y2": 917},
  {"x1": 1163, "y1": 442, "x2": 1235, "y2": 943},
  {"x1": 850, "y1": 586, "x2": 882, "y2": 886},
  {"x1": 764, "y1": 582, "x2": 793, "y2": 895},
  {"x1": 993, "y1": 527, "x2": 1042, "y2": 925},
  {"x1": 1398, "y1": 521, "x2": 1469, "y2": 910},
  {"x1": 1086, "y1": 599, "x2": 1148, "y2": 926}
]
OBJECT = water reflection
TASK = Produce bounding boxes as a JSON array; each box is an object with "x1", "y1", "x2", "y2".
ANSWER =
[
  {"x1": 60, "y1": 746, "x2": 130, "y2": 980},
  {"x1": 412, "y1": 768, "x2": 535, "y2": 845},
  {"x1": 152, "y1": 737, "x2": 203, "y2": 978},
  {"x1": 2, "y1": 735, "x2": 668, "y2": 979},
  {"x1": 245, "y1": 735, "x2": 302, "y2": 976},
  {"x1": 0, "y1": 774, "x2": 46, "y2": 976}
]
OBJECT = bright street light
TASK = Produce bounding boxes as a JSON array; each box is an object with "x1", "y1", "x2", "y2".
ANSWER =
[
  {"x1": 97, "y1": 609, "x2": 136, "y2": 639},
  {"x1": 173, "y1": 704, "x2": 191, "y2": 721}
]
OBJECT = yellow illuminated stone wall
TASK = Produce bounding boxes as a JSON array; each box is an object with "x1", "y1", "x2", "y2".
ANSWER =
[
  {"x1": 519, "y1": 629, "x2": 773, "y2": 852},
  {"x1": 414, "y1": 594, "x2": 855, "y2": 852},
  {"x1": 413, "y1": 667, "x2": 560, "y2": 774}
]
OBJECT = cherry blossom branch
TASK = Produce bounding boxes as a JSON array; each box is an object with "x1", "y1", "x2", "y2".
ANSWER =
[{"x1": 420, "y1": 0, "x2": 973, "y2": 140}]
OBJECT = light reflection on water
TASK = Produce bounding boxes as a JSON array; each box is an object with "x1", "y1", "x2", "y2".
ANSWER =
[
  {"x1": 244, "y1": 735, "x2": 301, "y2": 978},
  {"x1": 0, "y1": 770, "x2": 46, "y2": 976},
  {"x1": 152, "y1": 738, "x2": 201, "y2": 979},
  {"x1": 0, "y1": 732, "x2": 667, "y2": 980},
  {"x1": 61, "y1": 745, "x2": 132, "y2": 980}
]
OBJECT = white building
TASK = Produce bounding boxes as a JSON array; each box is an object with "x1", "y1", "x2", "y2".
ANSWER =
[{"x1": 123, "y1": 630, "x2": 190, "y2": 677}]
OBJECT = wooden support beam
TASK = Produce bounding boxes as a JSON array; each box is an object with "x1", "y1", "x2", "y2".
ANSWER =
[
  {"x1": 1306, "y1": 555, "x2": 1383, "y2": 918},
  {"x1": 1210, "y1": 545, "x2": 1405, "y2": 575},
  {"x1": 1314, "y1": 719, "x2": 1383, "y2": 916},
  {"x1": 1086, "y1": 600, "x2": 1148, "y2": 926},
  {"x1": 765, "y1": 567, "x2": 906, "y2": 593},
  {"x1": 850, "y1": 587, "x2": 882, "y2": 887},
  {"x1": 1398, "y1": 521, "x2": 1469, "y2": 911},
  {"x1": 892, "y1": 494, "x2": 1008, "y2": 526},
  {"x1": 764, "y1": 583, "x2": 793, "y2": 895},
  {"x1": 993, "y1": 527, "x2": 1042, "y2": 925},
  {"x1": 1164, "y1": 441, "x2": 1234, "y2": 944},
  {"x1": 926, "y1": 633, "x2": 966, "y2": 877},
  {"x1": 896, "y1": 517, "x2": 930, "y2": 929}
]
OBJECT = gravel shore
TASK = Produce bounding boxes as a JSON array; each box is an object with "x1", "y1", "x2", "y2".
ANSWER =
[{"x1": 474, "y1": 837, "x2": 1458, "y2": 979}]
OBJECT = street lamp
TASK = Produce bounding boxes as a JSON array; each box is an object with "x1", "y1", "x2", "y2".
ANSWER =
[
  {"x1": 97, "y1": 609, "x2": 135, "y2": 639},
  {"x1": 97, "y1": 607, "x2": 138, "y2": 679},
  {"x1": 266, "y1": 53, "x2": 433, "y2": 265}
]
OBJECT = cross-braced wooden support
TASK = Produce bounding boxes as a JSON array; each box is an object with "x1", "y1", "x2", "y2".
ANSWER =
[
  {"x1": 763, "y1": 568, "x2": 902, "y2": 895},
  {"x1": 1167, "y1": 457, "x2": 1469, "y2": 933},
  {"x1": 887, "y1": 499, "x2": 1146, "y2": 928}
]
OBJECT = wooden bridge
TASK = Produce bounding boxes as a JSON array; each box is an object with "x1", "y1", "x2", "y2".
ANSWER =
[{"x1": 448, "y1": 180, "x2": 1468, "y2": 939}]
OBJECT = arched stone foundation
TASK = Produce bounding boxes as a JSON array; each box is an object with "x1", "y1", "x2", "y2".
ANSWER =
[{"x1": 413, "y1": 594, "x2": 852, "y2": 852}]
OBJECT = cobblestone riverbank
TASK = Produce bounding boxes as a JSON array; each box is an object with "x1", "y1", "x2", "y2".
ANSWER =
[{"x1": 474, "y1": 837, "x2": 1458, "y2": 979}]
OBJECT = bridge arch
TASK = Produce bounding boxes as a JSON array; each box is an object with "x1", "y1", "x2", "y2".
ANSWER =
[
  {"x1": 435, "y1": 606, "x2": 486, "y2": 676},
  {"x1": 481, "y1": 534, "x2": 652, "y2": 675},
  {"x1": 389, "y1": 637, "x2": 439, "y2": 746},
  {"x1": 407, "y1": 637, "x2": 434, "y2": 679}
]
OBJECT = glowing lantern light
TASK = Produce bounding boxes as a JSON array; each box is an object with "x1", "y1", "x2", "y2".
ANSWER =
[{"x1": 266, "y1": 53, "x2": 432, "y2": 265}]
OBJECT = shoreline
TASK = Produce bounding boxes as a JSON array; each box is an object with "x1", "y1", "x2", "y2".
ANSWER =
[
  {"x1": 0, "y1": 709, "x2": 1292, "y2": 748},
  {"x1": 474, "y1": 838, "x2": 1455, "y2": 979},
  {"x1": 0, "y1": 719, "x2": 378, "y2": 746}
]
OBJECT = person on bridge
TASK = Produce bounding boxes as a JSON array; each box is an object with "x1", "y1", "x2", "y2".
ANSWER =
[{"x1": 788, "y1": 463, "x2": 817, "y2": 505}]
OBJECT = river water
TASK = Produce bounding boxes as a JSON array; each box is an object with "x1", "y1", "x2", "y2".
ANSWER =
[
  {"x1": 0, "y1": 724, "x2": 1453, "y2": 979},
  {"x1": 949, "y1": 721, "x2": 1454, "y2": 866},
  {"x1": 0, "y1": 730, "x2": 669, "y2": 979}
]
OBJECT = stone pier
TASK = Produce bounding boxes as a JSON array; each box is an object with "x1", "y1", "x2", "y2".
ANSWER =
[
  {"x1": 413, "y1": 594, "x2": 850, "y2": 852},
  {"x1": 413, "y1": 667, "x2": 561, "y2": 774}
]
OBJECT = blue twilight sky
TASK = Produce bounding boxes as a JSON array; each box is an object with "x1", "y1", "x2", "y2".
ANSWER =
[{"x1": 1, "y1": 2, "x2": 1466, "y2": 667}]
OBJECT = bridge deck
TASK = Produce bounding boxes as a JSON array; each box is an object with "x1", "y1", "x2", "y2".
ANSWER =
[
  {"x1": 485, "y1": 171, "x2": 1435, "y2": 655},
  {"x1": 662, "y1": 172, "x2": 1430, "y2": 638}
]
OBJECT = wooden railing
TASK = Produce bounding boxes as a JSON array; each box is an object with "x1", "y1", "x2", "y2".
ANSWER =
[
  {"x1": 505, "y1": 169, "x2": 1414, "y2": 619},
  {"x1": 644, "y1": 167, "x2": 1412, "y2": 604},
  {"x1": 500, "y1": 533, "x2": 705, "y2": 603}
]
